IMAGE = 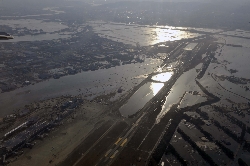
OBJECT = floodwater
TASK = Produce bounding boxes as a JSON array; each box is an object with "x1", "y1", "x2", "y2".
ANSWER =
[
  {"x1": 119, "y1": 82, "x2": 164, "y2": 117},
  {"x1": 155, "y1": 67, "x2": 202, "y2": 124},
  {"x1": 151, "y1": 72, "x2": 173, "y2": 82},
  {"x1": 220, "y1": 29, "x2": 250, "y2": 38},
  {"x1": 89, "y1": 21, "x2": 202, "y2": 46},
  {"x1": 178, "y1": 92, "x2": 207, "y2": 109},
  {"x1": 0, "y1": 19, "x2": 68, "y2": 33},
  {"x1": 215, "y1": 35, "x2": 250, "y2": 48},
  {"x1": 0, "y1": 58, "x2": 162, "y2": 117},
  {"x1": 0, "y1": 33, "x2": 71, "y2": 42},
  {"x1": 0, "y1": 19, "x2": 71, "y2": 42},
  {"x1": 214, "y1": 46, "x2": 250, "y2": 78},
  {"x1": 199, "y1": 44, "x2": 250, "y2": 103}
]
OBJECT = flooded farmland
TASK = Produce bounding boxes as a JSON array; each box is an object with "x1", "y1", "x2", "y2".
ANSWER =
[{"x1": 1, "y1": 1, "x2": 250, "y2": 165}]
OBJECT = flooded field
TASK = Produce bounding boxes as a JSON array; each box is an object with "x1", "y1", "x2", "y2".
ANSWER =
[
  {"x1": 2, "y1": 1, "x2": 250, "y2": 165},
  {"x1": 216, "y1": 35, "x2": 250, "y2": 48},
  {"x1": 1, "y1": 33, "x2": 71, "y2": 42},
  {"x1": 198, "y1": 41, "x2": 250, "y2": 105},
  {"x1": 214, "y1": 46, "x2": 250, "y2": 78},
  {"x1": 178, "y1": 92, "x2": 207, "y2": 109},
  {"x1": 0, "y1": 19, "x2": 68, "y2": 32},
  {"x1": 89, "y1": 21, "x2": 203, "y2": 46},
  {"x1": 0, "y1": 58, "x2": 162, "y2": 116},
  {"x1": 220, "y1": 29, "x2": 250, "y2": 38},
  {"x1": 169, "y1": 132, "x2": 209, "y2": 165},
  {"x1": 156, "y1": 67, "x2": 203, "y2": 124},
  {"x1": 0, "y1": 19, "x2": 72, "y2": 42}
]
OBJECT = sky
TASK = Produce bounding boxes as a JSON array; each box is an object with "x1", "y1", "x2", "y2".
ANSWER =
[{"x1": 83, "y1": 0, "x2": 249, "y2": 3}]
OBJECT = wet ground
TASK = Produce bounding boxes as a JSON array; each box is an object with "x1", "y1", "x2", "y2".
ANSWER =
[{"x1": 1, "y1": 7, "x2": 250, "y2": 165}]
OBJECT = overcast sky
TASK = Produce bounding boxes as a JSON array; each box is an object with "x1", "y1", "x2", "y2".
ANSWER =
[
  {"x1": 84, "y1": 0, "x2": 248, "y2": 2},
  {"x1": 73, "y1": 0, "x2": 249, "y2": 6}
]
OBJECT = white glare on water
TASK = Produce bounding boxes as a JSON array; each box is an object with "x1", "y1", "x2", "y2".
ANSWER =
[
  {"x1": 150, "y1": 83, "x2": 164, "y2": 96},
  {"x1": 151, "y1": 72, "x2": 173, "y2": 82}
]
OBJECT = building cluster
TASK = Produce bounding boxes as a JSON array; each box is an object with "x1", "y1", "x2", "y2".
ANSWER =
[
  {"x1": 0, "y1": 27, "x2": 155, "y2": 93},
  {"x1": 0, "y1": 97, "x2": 83, "y2": 164}
]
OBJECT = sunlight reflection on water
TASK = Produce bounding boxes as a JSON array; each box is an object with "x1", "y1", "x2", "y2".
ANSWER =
[
  {"x1": 90, "y1": 21, "x2": 202, "y2": 46},
  {"x1": 119, "y1": 82, "x2": 164, "y2": 117},
  {"x1": 152, "y1": 28, "x2": 189, "y2": 44},
  {"x1": 150, "y1": 82, "x2": 164, "y2": 96},
  {"x1": 151, "y1": 72, "x2": 173, "y2": 82}
]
